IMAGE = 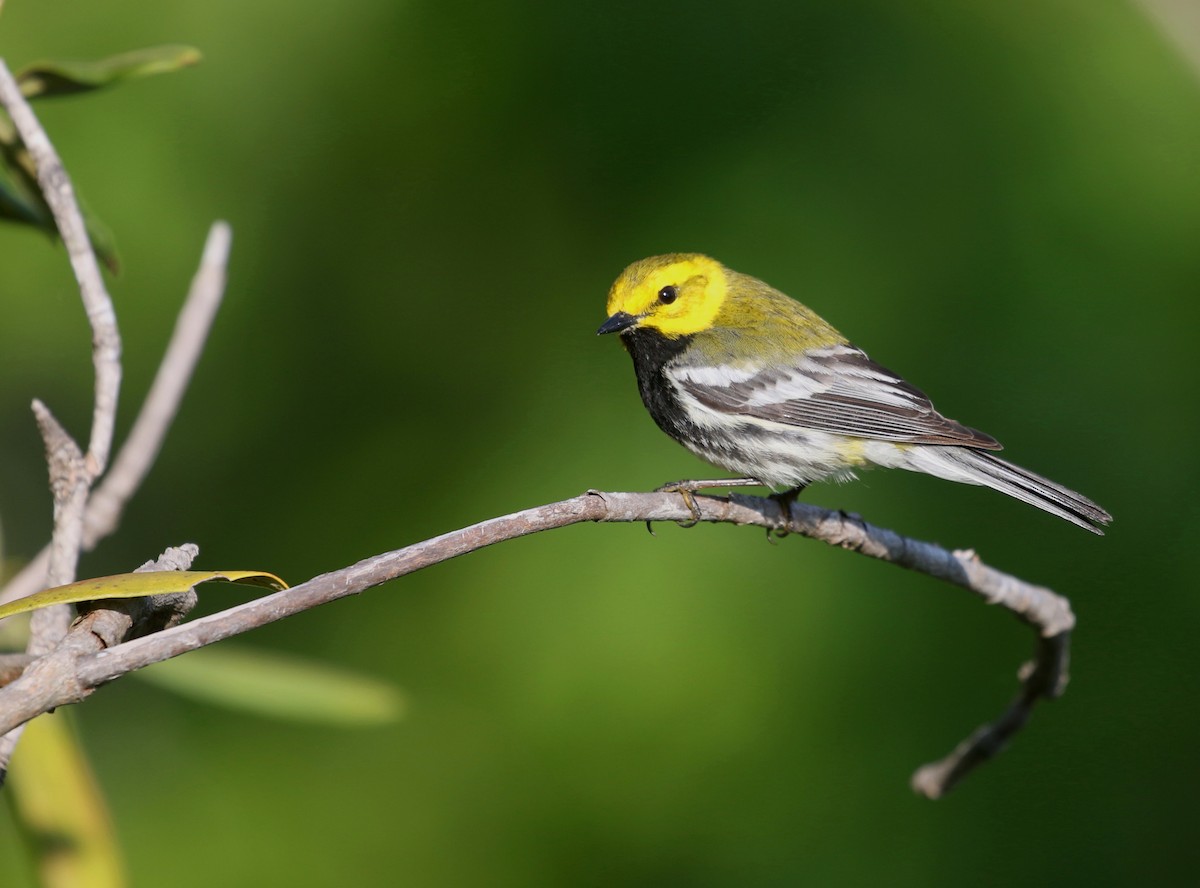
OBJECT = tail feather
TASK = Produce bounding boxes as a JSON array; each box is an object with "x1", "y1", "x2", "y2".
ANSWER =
[{"x1": 955, "y1": 450, "x2": 1112, "y2": 535}]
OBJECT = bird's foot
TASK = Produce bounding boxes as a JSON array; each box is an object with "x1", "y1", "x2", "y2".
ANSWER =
[{"x1": 649, "y1": 478, "x2": 766, "y2": 531}]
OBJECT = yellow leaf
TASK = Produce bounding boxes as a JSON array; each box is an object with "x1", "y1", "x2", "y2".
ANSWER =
[
  {"x1": 8, "y1": 713, "x2": 126, "y2": 888},
  {"x1": 0, "y1": 570, "x2": 288, "y2": 622}
]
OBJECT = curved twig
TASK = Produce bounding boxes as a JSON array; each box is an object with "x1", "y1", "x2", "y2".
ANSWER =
[
  {"x1": 0, "y1": 58, "x2": 121, "y2": 476},
  {"x1": 84, "y1": 223, "x2": 230, "y2": 545},
  {"x1": 0, "y1": 491, "x2": 1074, "y2": 797}
]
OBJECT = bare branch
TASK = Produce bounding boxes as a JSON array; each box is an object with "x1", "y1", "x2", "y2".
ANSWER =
[
  {"x1": 0, "y1": 402, "x2": 92, "y2": 777},
  {"x1": 0, "y1": 491, "x2": 1074, "y2": 797},
  {"x1": 85, "y1": 223, "x2": 230, "y2": 545},
  {"x1": 0, "y1": 655, "x2": 34, "y2": 687},
  {"x1": 29, "y1": 401, "x2": 89, "y2": 638},
  {"x1": 0, "y1": 224, "x2": 232, "y2": 606},
  {"x1": 0, "y1": 58, "x2": 121, "y2": 476}
]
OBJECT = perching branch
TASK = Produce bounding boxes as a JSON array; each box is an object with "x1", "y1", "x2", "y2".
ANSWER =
[
  {"x1": 0, "y1": 491, "x2": 1073, "y2": 798},
  {"x1": 0, "y1": 51, "x2": 1071, "y2": 799}
]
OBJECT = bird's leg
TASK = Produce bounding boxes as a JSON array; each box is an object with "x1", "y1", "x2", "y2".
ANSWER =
[
  {"x1": 766, "y1": 483, "x2": 808, "y2": 539},
  {"x1": 651, "y1": 478, "x2": 767, "y2": 530},
  {"x1": 769, "y1": 483, "x2": 808, "y2": 514}
]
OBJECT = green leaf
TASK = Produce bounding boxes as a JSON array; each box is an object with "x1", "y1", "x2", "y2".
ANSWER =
[
  {"x1": 16, "y1": 45, "x2": 203, "y2": 100},
  {"x1": 0, "y1": 45, "x2": 181, "y2": 268},
  {"x1": 0, "y1": 570, "x2": 288, "y2": 622},
  {"x1": 137, "y1": 645, "x2": 406, "y2": 725},
  {"x1": 0, "y1": 125, "x2": 121, "y2": 270}
]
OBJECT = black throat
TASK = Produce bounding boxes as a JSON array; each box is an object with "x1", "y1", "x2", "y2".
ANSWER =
[{"x1": 620, "y1": 327, "x2": 696, "y2": 440}]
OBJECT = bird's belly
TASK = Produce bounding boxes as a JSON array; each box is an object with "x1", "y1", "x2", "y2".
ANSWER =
[{"x1": 670, "y1": 400, "x2": 870, "y2": 486}]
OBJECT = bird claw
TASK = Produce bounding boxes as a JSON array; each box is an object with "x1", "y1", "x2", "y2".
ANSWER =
[
  {"x1": 653, "y1": 481, "x2": 703, "y2": 527},
  {"x1": 651, "y1": 478, "x2": 767, "y2": 529}
]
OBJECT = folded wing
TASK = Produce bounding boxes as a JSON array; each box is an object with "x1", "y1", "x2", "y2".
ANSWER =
[{"x1": 676, "y1": 343, "x2": 1002, "y2": 449}]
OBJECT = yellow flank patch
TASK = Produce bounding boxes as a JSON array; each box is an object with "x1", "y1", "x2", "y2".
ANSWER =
[
  {"x1": 835, "y1": 438, "x2": 869, "y2": 466},
  {"x1": 606, "y1": 254, "x2": 728, "y2": 337}
]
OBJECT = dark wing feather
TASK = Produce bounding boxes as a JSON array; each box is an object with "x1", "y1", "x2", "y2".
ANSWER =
[{"x1": 678, "y1": 345, "x2": 1002, "y2": 449}]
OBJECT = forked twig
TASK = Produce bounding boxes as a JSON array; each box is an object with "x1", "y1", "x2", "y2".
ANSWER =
[
  {"x1": 0, "y1": 60, "x2": 228, "y2": 781},
  {"x1": 0, "y1": 222, "x2": 232, "y2": 606},
  {"x1": 0, "y1": 56, "x2": 125, "y2": 775}
]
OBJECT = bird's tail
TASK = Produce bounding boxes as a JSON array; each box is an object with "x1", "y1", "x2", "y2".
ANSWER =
[{"x1": 942, "y1": 449, "x2": 1112, "y2": 535}]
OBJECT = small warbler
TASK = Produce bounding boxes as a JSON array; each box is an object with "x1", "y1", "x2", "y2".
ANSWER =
[{"x1": 597, "y1": 254, "x2": 1111, "y2": 534}]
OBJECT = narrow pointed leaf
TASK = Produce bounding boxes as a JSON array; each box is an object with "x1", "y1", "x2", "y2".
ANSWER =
[
  {"x1": 0, "y1": 570, "x2": 288, "y2": 622},
  {"x1": 17, "y1": 45, "x2": 203, "y2": 100},
  {"x1": 137, "y1": 645, "x2": 406, "y2": 725}
]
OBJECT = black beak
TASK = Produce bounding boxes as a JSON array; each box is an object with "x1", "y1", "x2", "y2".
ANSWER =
[{"x1": 596, "y1": 311, "x2": 638, "y2": 335}]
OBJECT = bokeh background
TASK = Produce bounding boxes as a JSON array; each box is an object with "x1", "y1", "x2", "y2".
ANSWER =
[{"x1": 1, "y1": 0, "x2": 1198, "y2": 884}]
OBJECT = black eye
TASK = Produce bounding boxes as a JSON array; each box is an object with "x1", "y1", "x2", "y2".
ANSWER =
[{"x1": 658, "y1": 285, "x2": 678, "y2": 304}]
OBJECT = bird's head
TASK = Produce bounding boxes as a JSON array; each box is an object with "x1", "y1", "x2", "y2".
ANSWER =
[{"x1": 597, "y1": 254, "x2": 727, "y2": 339}]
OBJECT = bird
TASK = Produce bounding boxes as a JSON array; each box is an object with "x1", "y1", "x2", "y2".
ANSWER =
[{"x1": 596, "y1": 253, "x2": 1111, "y2": 534}]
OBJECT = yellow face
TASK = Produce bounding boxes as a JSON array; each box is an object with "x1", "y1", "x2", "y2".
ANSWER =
[{"x1": 602, "y1": 254, "x2": 728, "y2": 338}]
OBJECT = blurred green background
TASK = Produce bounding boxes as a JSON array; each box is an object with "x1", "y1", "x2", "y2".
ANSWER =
[{"x1": 1, "y1": 0, "x2": 1198, "y2": 884}]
